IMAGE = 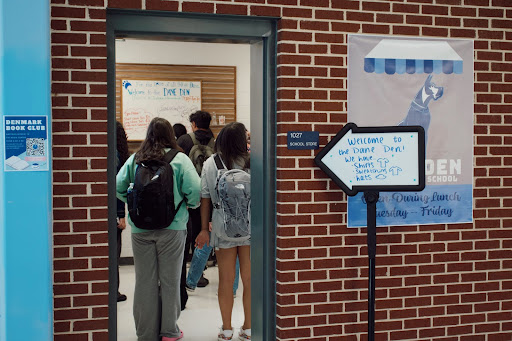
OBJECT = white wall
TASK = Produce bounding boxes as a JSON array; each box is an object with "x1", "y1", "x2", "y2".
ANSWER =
[
  {"x1": 116, "y1": 39, "x2": 251, "y2": 129},
  {"x1": 116, "y1": 39, "x2": 251, "y2": 258}
]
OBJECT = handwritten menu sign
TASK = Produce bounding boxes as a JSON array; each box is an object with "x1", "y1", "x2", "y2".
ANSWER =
[
  {"x1": 121, "y1": 80, "x2": 201, "y2": 140},
  {"x1": 315, "y1": 123, "x2": 425, "y2": 196}
]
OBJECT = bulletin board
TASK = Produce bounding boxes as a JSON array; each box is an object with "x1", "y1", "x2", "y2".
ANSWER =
[
  {"x1": 116, "y1": 63, "x2": 237, "y2": 144},
  {"x1": 121, "y1": 80, "x2": 201, "y2": 141}
]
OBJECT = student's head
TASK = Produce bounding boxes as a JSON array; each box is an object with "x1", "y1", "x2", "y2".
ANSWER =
[
  {"x1": 215, "y1": 122, "x2": 249, "y2": 170},
  {"x1": 189, "y1": 110, "x2": 211, "y2": 130},
  {"x1": 135, "y1": 117, "x2": 180, "y2": 163},
  {"x1": 173, "y1": 123, "x2": 187, "y2": 139},
  {"x1": 116, "y1": 121, "x2": 129, "y2": 164}
]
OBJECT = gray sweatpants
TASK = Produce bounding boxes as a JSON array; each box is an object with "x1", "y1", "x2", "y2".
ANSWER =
[{"x1": 132, "y1": 229, "x2": 186, "y2": 341}]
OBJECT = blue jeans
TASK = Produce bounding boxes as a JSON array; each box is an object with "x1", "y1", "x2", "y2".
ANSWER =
[{"x1": 186, "y1": 243, "x2": 240, "y2": 295}]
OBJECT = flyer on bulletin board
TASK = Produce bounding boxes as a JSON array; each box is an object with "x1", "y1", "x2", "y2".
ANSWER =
[{"x1": 4, "y1": 116, "x2": 49, "y2": 171}]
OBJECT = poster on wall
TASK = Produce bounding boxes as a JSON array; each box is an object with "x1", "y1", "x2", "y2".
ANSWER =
[
  {"x1": 347, "y1": 35, "x2": 474, "y2": 227},
  {"x1": 122, "y1": 80, "x2": 201, "y2": 140},
  {"x1": 4, "y1": 116, "x2": 49, "y2": 171}
]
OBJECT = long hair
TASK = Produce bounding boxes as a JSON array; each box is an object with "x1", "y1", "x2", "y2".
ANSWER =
[
  {"x1": 116, "y1": 121, "x2": 129, "y2": 165},
  {"x1": 215, "y1": 122, "x2": 249, "y2": 170},
  {"x1": 135, "y1": 117, "x2": 181, "y2": 163}
]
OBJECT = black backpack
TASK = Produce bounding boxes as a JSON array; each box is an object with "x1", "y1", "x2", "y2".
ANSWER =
[{"x1": 127, "y1": 150, "x2": 184, "y2": 229}]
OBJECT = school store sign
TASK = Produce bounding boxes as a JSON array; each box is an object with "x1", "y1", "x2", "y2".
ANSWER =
[{"x1": 347, "y1": 35, "x2": 473, "y2": 227}]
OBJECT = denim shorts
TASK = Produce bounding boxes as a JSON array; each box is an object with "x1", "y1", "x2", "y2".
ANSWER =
[{"x1": 211, "y1": 231, "x2": 251, "y2": 250}]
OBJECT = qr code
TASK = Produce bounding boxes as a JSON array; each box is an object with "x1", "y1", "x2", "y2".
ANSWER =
[{"x1": 26, "y1": 138, "x2": 45, "y2": 157}]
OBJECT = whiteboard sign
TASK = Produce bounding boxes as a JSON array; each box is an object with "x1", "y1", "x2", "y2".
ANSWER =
[
  {"x1": 122, "y1": 80, "x2": 201, "y2": 140},
  {"x1": 315, "y1": 123, "x2": 425, "y2": 196}
]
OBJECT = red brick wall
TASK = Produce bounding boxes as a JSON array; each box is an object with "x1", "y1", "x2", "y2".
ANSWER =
[{"x1": 50, "y1": 0, "x2": 512, "y2": 340}]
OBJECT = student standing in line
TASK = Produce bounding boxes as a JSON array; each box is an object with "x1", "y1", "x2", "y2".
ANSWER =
[
  {"x1": 177, "y1": 111, "x2": 215, "y2": 304},
  {"x1": 195, "y1": 122, "x2": 251, "y2": 341},
  {"x1": 117, "y1": 117, "x2": 200, "y2": 341},
  {"x1": 116, "y1": 121, "x2": 130, "y2": 302}
]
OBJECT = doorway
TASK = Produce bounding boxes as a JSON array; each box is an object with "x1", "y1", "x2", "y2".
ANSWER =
[{"x1": 106, "y1": 10, "x2": 277, "y2": 341}]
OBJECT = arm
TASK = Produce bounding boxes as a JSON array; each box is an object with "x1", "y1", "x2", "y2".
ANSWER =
[
  {"x1": 195, "y1": 197, "x2": 211, "y2": 249},
  {"x1": 179, "y1": 154, "x2": 201, "y2": 209},
  {"x1": 116, "y1": 155, "x2": 134, "y2": 203}
]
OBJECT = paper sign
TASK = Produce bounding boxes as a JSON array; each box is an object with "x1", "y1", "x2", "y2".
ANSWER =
[
  {"x1": 4, "y1": 116, "x2": 49, "y2": 171},
  {"x1": 315, "y1": 123, "x2": 425, "y2": 196}
]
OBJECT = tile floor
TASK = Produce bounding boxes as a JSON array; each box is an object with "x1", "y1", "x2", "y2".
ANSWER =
[{"x1": 117, "y1": 264, "x2": 246, "y2": 340}]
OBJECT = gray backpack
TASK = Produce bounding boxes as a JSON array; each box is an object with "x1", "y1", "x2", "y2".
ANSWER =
[
  {"x1": 213, "y1": 155, "x2": 251, "y2": 242},
  {"x1": 188, "y1": 133, "x2": 214, "y2": 175}
]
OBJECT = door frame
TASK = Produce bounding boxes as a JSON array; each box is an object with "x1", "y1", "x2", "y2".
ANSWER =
[{"x1": 106, "y1": 9, "x2": 278, "y2": 341}]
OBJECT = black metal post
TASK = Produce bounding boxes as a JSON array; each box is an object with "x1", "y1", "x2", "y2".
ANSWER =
[{"x1": 364, "y1": 191, "x2": 379, "y2": 341}]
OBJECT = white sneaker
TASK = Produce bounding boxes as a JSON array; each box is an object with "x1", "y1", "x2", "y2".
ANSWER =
[
  {"x1": 239, "y1": 328, "x2": 251, "y2": 340},
  {"x1": 218, "y1": 326, "x2": 234, "y2": 341}
]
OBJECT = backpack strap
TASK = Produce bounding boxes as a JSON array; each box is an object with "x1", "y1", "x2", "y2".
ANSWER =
[
  {"x1": 163, "y1": 149, "x2": 180, "y2": 164},
  {"x1": 190, "y1": 133, "x2": 214, "y2": 149},
  {"x1": 163, "y1": 149, "x2": 185, "y2": 211},
  {"x1": 189, "y1": 133, "x2": 199, "y2": 146},
  {"x1": 206, "y1": 137, "x2": 215, "y2": 149},
  {"x1": 214, "y1": 154, "x2": 225, "y2": 170}
]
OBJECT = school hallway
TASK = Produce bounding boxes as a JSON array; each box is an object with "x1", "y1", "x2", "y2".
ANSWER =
[{"x1": 117, "y1": 264, "x2": 246, "y2": 340}]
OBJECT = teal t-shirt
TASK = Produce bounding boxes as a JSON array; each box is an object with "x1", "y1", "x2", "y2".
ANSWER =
[{"x1": 116, "y1": 149, "x2": 201, "y2": 233}]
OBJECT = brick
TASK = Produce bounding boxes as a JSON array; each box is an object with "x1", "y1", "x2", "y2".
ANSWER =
[
  {"x1": 250, "y1": 5, "x2": 281, "y2": 17},
  {"x1": 216, "y1": 4, "x2": 247, "y2": 15},
  {"x1": 282, "y1": 7, "x2": 312, "y2": 18},
  {"x1": 88, "y1": 9, "x2": 106, "y2": 19},
  {"x1": 52, "y1": 58, "x2": 87, "y2": 69},
  {"x1": 377, "y1": 13, "x2": 404, "y2": 24},
  {"x1": 52, "y1": 83, "x2": 87, "y2": 94},
  {"x1": 346, "y1": 11, "x2": 374, "y2": 22},
  {"x1": 315, "y1": 9, "x2": 344, "y2": 20},
  {"x1": 300, "y1": 20, "x2": 329, "y2": 31},
  {"x1": 73, "y1": 319, "x2": 108, "y2": 331},
  {"x1": 406, "y1": 15, "x2": 432, "y2": 25},
  {"x1": 52, "y1": 6, "x2": 86, "y2": 18},
  {"x1": 71, "y1": 46, "x2": 106, "y2": 57},
  {"x1": 182, "y1": 2, "x2": 214, "y2": 13},
  {"x1": 422, "y1": 26, "x2": 449, "y2": 37},
  {"x1": 300, "y1": 0, "x2": 329, "y2": 7},
  {"x1": 362, "y1": 24, "x2": 390, "y2": 34},
  {"x1": 146, "y1": 0, "x2": 179, "y2": 11},
  {"x1": 362, "y1": 1, "x2": 390, "y2": 12},
  {"x1": 107, "y1": 0, "x2": 141, "y2": 8},
  {"x1": 70, "y1": 0, "x2": 104, "y2": 5},
  {"x1": 393, "y1": 25, "x2": 420, "y2": 35},
  {"x1": 70, "y1": 20, "x2": 106, "y2": 33}
]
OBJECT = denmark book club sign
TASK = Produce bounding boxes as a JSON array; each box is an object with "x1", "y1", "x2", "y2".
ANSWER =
[{"x1": 315, "y1": 123, "x2": 426, "y2": 341}]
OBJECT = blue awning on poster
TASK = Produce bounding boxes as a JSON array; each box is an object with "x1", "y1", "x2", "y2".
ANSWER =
[{"x1": 364, "y1": 39, "x2": 463, "y2": 75}]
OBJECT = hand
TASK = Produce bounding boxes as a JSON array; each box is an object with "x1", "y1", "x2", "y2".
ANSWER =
[
  {"x1": 195, "y1": 230, "x2": 210, "y2": 249},
  {"x1": 209, "y1": 222, "x2": 212, "y2": 232},
  {"x1": 117, "y1": 218, "x2": 126, "y2": 230}
]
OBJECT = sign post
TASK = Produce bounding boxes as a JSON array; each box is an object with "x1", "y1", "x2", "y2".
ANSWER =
[{"x1": 315, "y1": 123, "x2": 426, "y2": 341}]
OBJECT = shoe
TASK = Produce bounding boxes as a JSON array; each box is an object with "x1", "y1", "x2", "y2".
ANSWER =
[
  {"x1": 117, "y1": 293, "x2": 127, "y2": 302},
  {"x1": 185, "y1": 283, "x2": 195, "y2": 292},
  {"x1": 197, "y1": 274, "x2": 209, "y2": 288},
  {"x1": 238, "y1": 328, "x2": 251, "y2": 340},
  {"x1": 218, "y1": 327, "x2": 234, "y2": 340},
  {"x1": 162, "y1": 330, "x2": 183, "y2": 341}
]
